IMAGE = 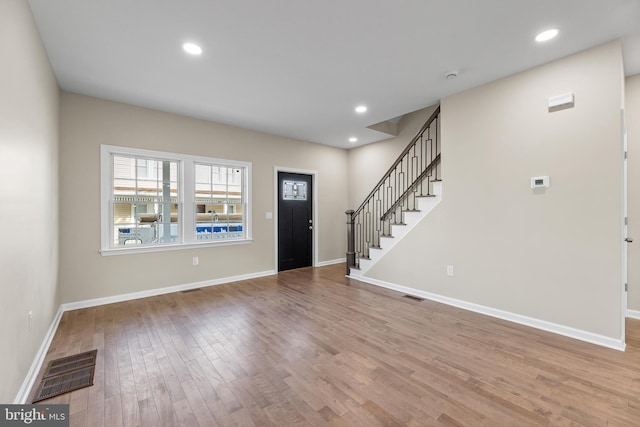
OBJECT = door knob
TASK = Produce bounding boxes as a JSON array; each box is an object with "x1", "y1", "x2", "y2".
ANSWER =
[{"x1": 626, "y1": 237, "x2": 634, "y2": 243}]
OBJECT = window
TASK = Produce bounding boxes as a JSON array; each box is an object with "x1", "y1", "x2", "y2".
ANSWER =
[
  {"x1": 195, "y1": 164, "x2": 246, "y2": 241},
  {"x1": 101, "y1": 145, "x2": 251, "y2": 254},
  {"x1": 112, "y1": 155, "x2": 179, "y2": 246}
]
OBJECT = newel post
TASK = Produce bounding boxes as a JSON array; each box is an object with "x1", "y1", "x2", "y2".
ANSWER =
[{"x1": 345, "y1": 209, "x2": 355, "y2": 275}]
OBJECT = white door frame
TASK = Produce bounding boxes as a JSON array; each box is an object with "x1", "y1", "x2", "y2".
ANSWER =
[{"x1": 622, "y1": 109, "x2": 628, "y2": 344}]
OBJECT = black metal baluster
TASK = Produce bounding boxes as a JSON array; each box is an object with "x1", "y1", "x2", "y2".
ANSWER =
[{"x1": 346, "y1": 106, "x2": 440, "y2": 273}]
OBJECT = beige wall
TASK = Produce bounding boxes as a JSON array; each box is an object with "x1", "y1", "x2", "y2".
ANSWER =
[
  {"x1": 59, "y1": 93, "x2": 348, "y2": 303},
  {"x1": 361, "y1": 42, "x2": 625, "y2": 340},
  {"x1": 0, "y1": 0, "x2": 60, "y2": 402},
  {"x1": 347, "y1": 105, "x2": 438, "y2": 208},
  {"x1": 628, "y1": 74, "x2": 640, "y2": 312}
]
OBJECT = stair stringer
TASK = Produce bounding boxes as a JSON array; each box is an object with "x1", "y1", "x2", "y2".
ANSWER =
[{"x1": 349, "y1": 181, "x2": 442, "y2": 278}]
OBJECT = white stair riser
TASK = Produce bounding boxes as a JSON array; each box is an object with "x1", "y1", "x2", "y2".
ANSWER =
[{"x1": 351, "y1": 182, "x2": 442, "y2": 276}]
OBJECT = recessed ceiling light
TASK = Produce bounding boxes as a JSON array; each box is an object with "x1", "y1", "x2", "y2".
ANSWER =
[
  {"x1": 535, "y1": 29, "x2": 559, "y2": 43},
  {"x1": 355, "y1": 105, "x2": 367, "y2": 113},
  {"x1": 183, "y1": 42, "x2": 203, "y2": 55},
  {"x1": 349, "y1": 137, "x2": 358, "y2": 143}
]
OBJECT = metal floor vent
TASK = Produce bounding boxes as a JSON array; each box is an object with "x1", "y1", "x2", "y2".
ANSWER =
[
  {"x1": 32, "y1": 350, "x2": 97, "y2": 403},
  {"x1": 181, "y1": 288, "x2": 202, "y2": 293},
  {"x1": 403, "y1": 294, "x2": 425, "y2": 302},
  {"x1": 42, "y1": 349, "x2": 97, "y2": 378},
  {"x1": 33, "y1": 366, "x2": 95, "y2": 402}
]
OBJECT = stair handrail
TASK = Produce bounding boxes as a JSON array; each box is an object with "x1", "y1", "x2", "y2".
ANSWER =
[
  {"x1": 352, "y1": 105, "x2": 440, "y2": 218},
  {"x1": 381, "y1": 153, "x2": 440, "y2": 221},
  {"x1": 346, "y1": 105, "x2": 440, "y2": 274}
]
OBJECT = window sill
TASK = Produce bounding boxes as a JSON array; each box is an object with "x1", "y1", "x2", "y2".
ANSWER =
[{"x1": 99, "y1": 238, "x2": 253, "y2": 256}]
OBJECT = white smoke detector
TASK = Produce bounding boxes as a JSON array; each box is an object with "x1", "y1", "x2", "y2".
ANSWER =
[{"x1": 444, "y1": 71, "x2": 459, "y2": 80}]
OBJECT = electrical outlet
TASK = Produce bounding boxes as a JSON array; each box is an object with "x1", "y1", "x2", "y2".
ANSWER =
[
  {"x1": 447, "y1": 265, "x2": 454, "y2": 277},
  {"x1": 192, "y1": 257, "x2": 199, "y2": 266}
]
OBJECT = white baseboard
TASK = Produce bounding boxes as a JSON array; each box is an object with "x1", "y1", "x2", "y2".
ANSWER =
[
  {"x1": 23, "y1": 266, "x2": 624, "y2": 405},
  {"x1": 15, "y1": 269, "x2": 276, "y2": 403},
  {"x1": 62, "y1": 270, "x2": 276, "y2": 311},
  {"x1": 316, "y1": 258, "x2": 345, "y2": 267},
  {"x1": 350, "y1": 275, "x2": 626, "y2": 352},
  {"x1": 627, "y1": 309, "x2": 640, "y2": 320},
  {"x1": 14, "y1": 305, "x2": 64, "y2": 404}
]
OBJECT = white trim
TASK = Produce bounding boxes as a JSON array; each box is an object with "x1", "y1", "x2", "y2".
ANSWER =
[
  {"x1": 273, "y1": 167, "x2": 319, "y2": 271},
  {"x1": 18, "y1": 265, "x2": 628, "y2": 403},
  {"x1": 351, "y1": 181, "x2": 442, "y2": 277},
  {"x1": 14, "y1": 306, "x2": 64, "y2": 404},
  {"x1": 15, "y1": 269, "x2": 276, "y2": 402},
  {"x1": 100, "y1": 144, "x2": 252, "y2": 253},
  {"x1": 627, "y1": 309, "x2": 640, "y2": 320},
  {"x1": 62, "y1": 270, "x2": 276, "y2": 311},
  {"x1": 316, "y1": 258, "x2": 346, "y2": 267},
  {"x1": 621, "y1": 108, "x2": 628, "y2": 344},
  {"x1": 100, "y1": 238, "x2": 253, "y2": 256},
  {"x1": 349, "y1": 275, "x2": 626, "y2": 352}
]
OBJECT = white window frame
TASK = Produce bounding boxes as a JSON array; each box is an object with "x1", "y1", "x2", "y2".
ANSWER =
[{"x1": 100, "y1": 145, "x2": 252, "y2": 255}]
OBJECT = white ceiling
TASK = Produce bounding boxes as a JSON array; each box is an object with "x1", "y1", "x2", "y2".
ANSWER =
[{"x1": 28, "y1": 0, "x2": 640, "y2": 149}]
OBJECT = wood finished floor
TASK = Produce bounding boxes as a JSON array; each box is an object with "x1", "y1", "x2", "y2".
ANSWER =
[{"x1": 31, "y1": 263, "x2": 640, "y2": 426}]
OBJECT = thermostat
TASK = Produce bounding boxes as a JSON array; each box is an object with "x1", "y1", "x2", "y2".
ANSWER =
[{"x1": 530, "y1": 176, "x2": 550, "y2": 189}]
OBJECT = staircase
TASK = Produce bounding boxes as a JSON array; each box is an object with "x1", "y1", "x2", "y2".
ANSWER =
[
  {"x1": 348, "y1": 181, "x2": 442, "y2": 276},
  {"x1": 346, "y1": 106, "x2": 441, "y2": 276}
]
